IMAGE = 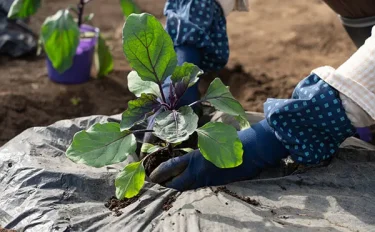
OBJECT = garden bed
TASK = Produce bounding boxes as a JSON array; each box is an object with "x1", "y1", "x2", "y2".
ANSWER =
[{"x1": 0, "y1": 0, "x2": 356, "y2": 146}]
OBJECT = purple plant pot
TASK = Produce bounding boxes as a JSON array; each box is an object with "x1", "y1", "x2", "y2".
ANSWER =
[
  {"x1": 46, "y1": 24, "x2": 98, "y2": 84},
  {"x1": 356, "y1": 127, "x2": 373, "y2": 143}
]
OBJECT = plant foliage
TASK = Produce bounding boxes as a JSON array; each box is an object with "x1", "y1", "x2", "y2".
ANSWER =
[
  {"x1": 7, "y1": 0, "x2": 140, "y2": 76},
  {"x1": 66, "y1": 13, "x2": 249, "y2": 199}
]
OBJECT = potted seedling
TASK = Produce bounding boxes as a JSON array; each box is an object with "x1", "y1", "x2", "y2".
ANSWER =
[
  {"x1": 66, "y1": 13, "x2": 250, "y2": 199},
  {"x1": 7, "y1": 0, "x2": 139, "y2": 84}
]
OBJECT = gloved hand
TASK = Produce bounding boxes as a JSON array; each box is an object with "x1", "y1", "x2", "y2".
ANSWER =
[{"x1": 149, "y1": 119, "x2": 290, "y2": 191}]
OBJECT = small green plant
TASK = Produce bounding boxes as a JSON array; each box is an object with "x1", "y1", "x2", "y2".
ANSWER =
[
  {"x1": 66, "y1": 13, "x2": 250, "y2": 199},
  {"x1": 8, "y1": 0, "x2": 140, "y2": 76}
]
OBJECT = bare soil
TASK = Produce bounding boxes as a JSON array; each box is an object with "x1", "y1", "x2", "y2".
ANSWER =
[
  {"x1": 0, "y1": 227, "x2": 16, "y2": 232},
  {"x1": 0, "y1": 0, "x2": 356, "y2": 146},
  {"x1": 214, "y1": 186, "x2": 260, "y2": 206},
  {"x1": 104, "y1": 195, "x2": 140, "y2": 216},
  {"x1": 144, "y1": 149, "x2": 172, "y2": 176},
  {"x1": 162, "y1": 194, "x2": 177, "y2": 211}
]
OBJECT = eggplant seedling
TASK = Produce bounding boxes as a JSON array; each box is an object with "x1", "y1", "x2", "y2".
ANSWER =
[{"x1": 66, "y1": 13, "x2": 250, "y2": 199}]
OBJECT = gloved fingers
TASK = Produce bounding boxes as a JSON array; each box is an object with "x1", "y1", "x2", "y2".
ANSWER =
[
  {"x1": 165, "y1": 167, "x2": 195, "y2": 191},
  {"x1": 149, "y1": 153, "x2": 191, "y2": 184}
]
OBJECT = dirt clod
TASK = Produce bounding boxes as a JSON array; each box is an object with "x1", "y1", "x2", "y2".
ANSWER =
[
  {"x1": 214, "y1": 186, "x2": 260, "y2": 206},
  {"x1": 163, "y1": 194, "x2": 178, "y2": 211},
  {"x1": 144, "y1": 149, "x2": 173, "y2": 176},
  {"x1": 0, "y1": 227, "x2": 16, "y2": 232},
  {"x1": 104, "y1": 195, "x2": 140, "y2": 216}
]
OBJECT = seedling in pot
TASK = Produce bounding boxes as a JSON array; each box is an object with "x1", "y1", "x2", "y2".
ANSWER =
[
  {"x1": 7, "y1": 0, "x2": 140, "y2": 81},
  {"x1": 66, "y1": 13, "x2": 250, "y2": 199}
]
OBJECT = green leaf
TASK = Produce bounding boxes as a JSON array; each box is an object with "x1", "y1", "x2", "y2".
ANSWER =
[
  {"x1": 141, "y1": 143, "x2": 162, "y2": 154},
  {"x1": 84, "y1": 13, "x2": 95, "y2": 23},
  {"x1": 171, "y1": 62, "x2": 203, "y2": 86},
  {"x1": 41, "y1": 10, "x2": 80, "y2": 73},
  {"x1": 121, "y1": 93, "x2": 160, "y2": 130},
  {"x1": 95, "y1": 33, "x2": 114, "y2": 78},
  {"x1": 236, "y1": 115, "x2": 251, "y2": 131},
  {"x1": 202, "y1": 78, "x2": 250, "y2": 130},
  {"x1": 196, "y1": 122, "x2": 243, "y2": 168},
  {"x1": 154, "y1": 106, "x2": 198, "y2": 143},
  {"x1": 8, "y1": 0, "x2": 41, "y2": 19},
  {"x1": 66, "y1": 122, "x2": 137, "y2": 168},
  {"x1": 176, "y1": 148, "x2": 194, "y2": 153},
  {"x1": 122, "y1": 13, "x2": 177, "y2": 83},
  {"x1": 36, "y1": 37, "x2": 43, "y2": 56},
  {"x1": 172, "y1": 63, "x2": 203, "y2": 98},
  {"x1": 115, "y1": 161, "x2": 145, "y2": 199},
  {"x1": 127, "y1": 71, "x2": 161, "y2": 98},
  {"x1": 120, "y1": 0, "x2": 141, "y2": 18}
]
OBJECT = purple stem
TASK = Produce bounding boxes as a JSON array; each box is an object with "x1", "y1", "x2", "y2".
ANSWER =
[
  {"x1": 131, "y1": 129, "x2": 154, "y2": 134},
  {"x1": 77, "y1": 0, "x2": 85, "y2": 27}
]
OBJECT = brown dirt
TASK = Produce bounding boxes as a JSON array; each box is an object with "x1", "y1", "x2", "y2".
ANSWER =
[
  {"x1": 214, "y1": 186, "x2": 260, "y2": 206},
  {"x1": 144, "y1": 149, "x2": 172, "y2": 176},
  {"x1": 0, "y1": 0, "x2": 356, "y2": 146},
  {"x1": 104, "y1": 193, "x2": 177, "y2": 216},
  {"x1": 104, "y1": 195, "x2": 140, "y2": 216},
  {"x1": 0, "y1": 227, "x2": 16, "y2": 232},
  {"x1": 162, "y1": 194, "x2": 177, "y2": 211}
]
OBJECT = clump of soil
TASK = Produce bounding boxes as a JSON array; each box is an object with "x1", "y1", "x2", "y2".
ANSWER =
[
  {"x1": 143, "y1": 137, "x2": 199, "y2": 176},
  {"x1": 214, "y1": 186, "x2": 260, "y2": 206},
  {"x1": 104, "y1": 195, "x2": 140, "y2": 216},
  {"x1": 104, "y1": 193, "x2": 178, "y2": 216},
  {"x1": 0, "y1": 227, "x2": 16, "y2": 232},
  {"x1": 163, "y1": 194, "x2": 178, "y2": 211},
  {"x1": 144, "y1": 149, "x2": 172, "y2": 176}
]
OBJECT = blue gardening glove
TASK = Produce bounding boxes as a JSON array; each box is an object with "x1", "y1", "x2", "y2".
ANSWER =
[{"x1": 149, "y1": 119, "x2": 290, "y2": 191}]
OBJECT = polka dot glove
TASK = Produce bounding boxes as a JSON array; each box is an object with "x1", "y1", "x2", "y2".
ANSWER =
[
  {"x1": 264, "y1": 73, "x2": 356, "y2": 165},
  {"x1": 164, "y1": 0, "x2": 230, "y2": 71}
]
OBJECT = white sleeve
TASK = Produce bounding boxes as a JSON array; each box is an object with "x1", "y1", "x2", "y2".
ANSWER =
[
  {"x1": 339, "y1": 93, "x2": 375, "y2": 127},
  {"x1": 216, "y1": 0, "x2": 235, "y2": 16},
  {"x1": 314, "y1": 26, "x2": 375, "y2": 121},
  {"x1": 216, "y1": 0, "x2": 249, "y2": 17}
]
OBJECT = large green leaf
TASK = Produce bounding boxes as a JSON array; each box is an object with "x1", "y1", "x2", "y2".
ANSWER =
[
  {"x1": 196, "y1": 122, "x2": 243, "y2": 168},
  {"x1": 95, "y1": 33, "x2": 113, "y2": 78},
  {"x1": 120, "y1": 0, "x2": 141, "y2": 18},
  {"x1": 115, "y1": 161, "x2": 145, "y2": 199},
  {"x1": 202, "y1": 78, "x2": 250, "y2": 129},
  {"x1": 121, "y1": 93, "x2": 160, "y2": 130},
  {"x1": 66, "y1": 122, "x2": 137, "y2": 168},
  {"x1": 8, "y1": 0, "x2": 41, "y2": 19},
  {"x1": 154, "y1": 106, "x2": 198, "y2": 143},
  {"x1": 41, "y1": 10, "x2": 80, "y2": 73},
  {"x1": 122, "y1": 13, "x2": 177, "y2": 83},
  {"x1": 127, "y1": 71, "x2": 161, "y2": 98}
]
